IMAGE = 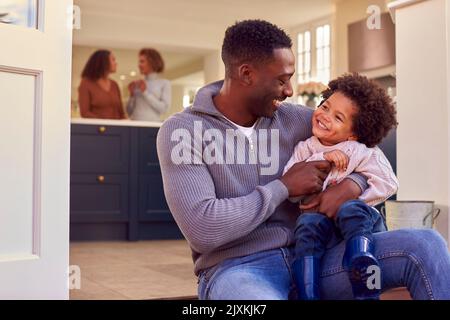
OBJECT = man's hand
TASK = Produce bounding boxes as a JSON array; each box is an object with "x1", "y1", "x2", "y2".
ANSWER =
[
  {"x1": 324, "y1": 150, "x2": 349, "y2": 171},
  {"x1": 299, "y1": 192, "x2": 321, "y2": 212},
  {"x1": 280, "y1": 161, "x2": 331, "y2": 197},
  {"x1": 299, "y1": 178, "x2": 362, "y2": 219}
]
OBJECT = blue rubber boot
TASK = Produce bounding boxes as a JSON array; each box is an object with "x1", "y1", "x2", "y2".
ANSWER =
[
  {"x1": 343, "y1": 235, "x2": 381, "y2": 300},
  {"x1": 293, "y1": 256, "x2": 320, "y2": 300}
]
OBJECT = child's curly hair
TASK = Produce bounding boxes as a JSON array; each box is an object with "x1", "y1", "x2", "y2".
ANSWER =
[{"x1": 321, "y1": 73, "x2": 397, "y2": 148}]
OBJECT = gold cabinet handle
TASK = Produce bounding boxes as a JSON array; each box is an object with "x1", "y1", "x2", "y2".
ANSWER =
[
  {"x1": 97, "y1": 175, "x2": 105, "y2": 183},
  {"x1": 98, "y1": 126, "x2": 106, "y2": 133}
]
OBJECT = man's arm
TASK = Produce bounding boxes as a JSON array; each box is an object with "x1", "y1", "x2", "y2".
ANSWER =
[
  {"x1": 157, "y1": 117, "x2": 329, "y2": 254},
  {"x1": 157, "y1": 118, "x2": 289, "y2": 254},
  {"x1": 300, "y1": 174, "x2": 368, "y2": 219}
]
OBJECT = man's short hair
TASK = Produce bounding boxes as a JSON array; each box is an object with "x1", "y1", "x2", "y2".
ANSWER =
[{"x1": 221, "y1": 20, "x2": 292, "y2": 77}]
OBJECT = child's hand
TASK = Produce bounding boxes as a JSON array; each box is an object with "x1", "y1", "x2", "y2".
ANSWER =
[{"x1": 324, "y1": 150, "x2": 349, "y2": 171}]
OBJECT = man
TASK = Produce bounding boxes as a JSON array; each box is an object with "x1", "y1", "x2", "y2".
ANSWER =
[{"x1": 157, "y1": 20, "x2": 450, "y2": 299}]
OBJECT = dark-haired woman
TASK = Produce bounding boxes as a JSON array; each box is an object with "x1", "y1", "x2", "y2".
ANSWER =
[
  {"x1": 126, "y1": 48, "x2": 171, "y2": 121},
  {"x1": 78, "y1": 50, "x2": 125, "y2": 119}
]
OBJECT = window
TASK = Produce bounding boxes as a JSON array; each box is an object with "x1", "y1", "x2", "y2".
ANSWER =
[
  {"x1": 0, "y1": 0, "x2": 38, "y2": 29},
  {"x1": 295, "y1": 20, "x2": 331, "y2": 87},
  {"x1": 293, "y1": 19, "x2": 331, "y2": 106},
  {"x1": 315, "y1": 24, "x2": 331, "y2": 84},
  {"x1": 183, "y1": 86, "x2": 201, "y2": 108},
  {"x1": 297, "y1": 31, "x2": 311, "y2": 84}
]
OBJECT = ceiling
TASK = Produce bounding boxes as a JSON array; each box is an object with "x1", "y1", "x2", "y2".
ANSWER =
[
  {"x1": 73, "y1": 0, "x2": 334, "y2": 53},
  {"x1": 72, "y1": 0, "x2": 333, "y2": 86}
]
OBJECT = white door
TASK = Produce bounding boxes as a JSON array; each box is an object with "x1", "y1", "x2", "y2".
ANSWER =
[{"x1": 0, "y1": 0, "x2": 72, "y2": 299}]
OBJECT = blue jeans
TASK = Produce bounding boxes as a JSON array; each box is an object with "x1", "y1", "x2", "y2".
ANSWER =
[
  {"x1": 294, "y1": 200, "x2": 385, "y2": 259},
  {"x1": 198, "y1": 230, "x2": 450, "y2": 300}
]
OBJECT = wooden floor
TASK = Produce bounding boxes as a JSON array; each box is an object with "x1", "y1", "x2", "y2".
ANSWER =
[{"x1": 70, "y1": 240, "x2": 411, "y2": 300}]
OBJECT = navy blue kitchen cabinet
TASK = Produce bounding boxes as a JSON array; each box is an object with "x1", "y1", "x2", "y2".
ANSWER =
[
  {"x1": 137, "y1": 128, "x2": 183, "y2": 239},
  {"x1": 71, "y1": 125, "x2": 130, "y2": 173},
  {"x1": 70, "y1": 174, "x2": 129, "y2": 222},
  {"x1": 70, "y1": 124, "x2": 183, "y2": 241}
]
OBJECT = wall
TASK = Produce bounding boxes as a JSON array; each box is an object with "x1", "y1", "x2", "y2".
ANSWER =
[
  {"x1": 203, "y1": 51, "x2": 225, "y2": 84},
  {"x1": 394, "y1": 0, "x2": 449, "y2": 241},
  {"x1": 163, "y1": 84, "x2": 185, "y2": 121}
]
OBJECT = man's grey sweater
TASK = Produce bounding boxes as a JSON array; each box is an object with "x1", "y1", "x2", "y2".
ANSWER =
[{"x1": 156, "y1": 81, "x2": 367, "y2": 275}]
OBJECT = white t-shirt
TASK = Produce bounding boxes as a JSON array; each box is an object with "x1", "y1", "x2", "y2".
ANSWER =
[{"x1": 224, "y1": 116, "x2": 259, "y2": 138}]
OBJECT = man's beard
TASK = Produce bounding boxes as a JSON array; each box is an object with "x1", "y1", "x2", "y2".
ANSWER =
[{"x1": 247, "y1": 93, "x2": 277, "y2": 118}]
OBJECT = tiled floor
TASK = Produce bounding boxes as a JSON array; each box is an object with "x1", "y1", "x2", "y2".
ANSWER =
[
  {"x1": 70, "y1": 240, "x2": 198, "y2": 300},
  {"x1": 70, "y1": 240, "x2": 411, "y2": 300}
]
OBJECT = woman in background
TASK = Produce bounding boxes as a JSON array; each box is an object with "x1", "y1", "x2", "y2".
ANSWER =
[
  {"x1": 78, "y1": 50, "x2": 126, "y2": 119},
  {"x1": 127, "y1": 48, "x2": 171, "y2": 121}
]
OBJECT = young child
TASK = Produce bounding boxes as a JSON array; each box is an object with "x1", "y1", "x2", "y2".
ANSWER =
[{"x1": 283, "y1": 73, "x2": 398, "y2": 300}]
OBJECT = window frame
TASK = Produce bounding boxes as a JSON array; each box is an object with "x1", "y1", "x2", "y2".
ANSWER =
[{"x1": 291, "y1": 16, "x2": 333, "y2": 96}]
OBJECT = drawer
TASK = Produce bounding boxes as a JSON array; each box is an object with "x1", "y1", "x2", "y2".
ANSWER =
[
  {"x1": 71, "y1": 124, "x2": 130, "y2": 173},
  {"x1": 138, "y1": 173, "x2": 173, "y2": 222},
  {"x1": 70, "y1": 174, "x2": 129, "y2": 222},
  {"x1": 138, "y1": 127, "x2": 160, "y2": 174}
]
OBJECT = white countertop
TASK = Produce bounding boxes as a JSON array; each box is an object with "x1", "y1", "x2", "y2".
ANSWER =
[{"x1": 71, "y1": 118, "x2": 162, "y2": 128}]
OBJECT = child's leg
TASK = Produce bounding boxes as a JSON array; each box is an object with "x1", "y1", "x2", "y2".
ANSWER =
[
  {"x1": 335, "y1": 200, "x2": 382, "y2": 300},
  {"x1": 293, "y1": 212, "x2": 334, "y2": 300},
  {"x1": 335, "y1": 199, "x2": 381, "y2": 241},
  {"x1": 295, "y1": 212, "x2": 334, "y2": 258}
]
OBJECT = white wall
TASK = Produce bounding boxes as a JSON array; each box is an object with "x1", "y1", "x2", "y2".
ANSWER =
[
  {"x1": 394, "y1": 0, "x2": 449, "y2": 241},
  {"x1": 164, "y1": 84, "x2": 184, "y2": 121},
  {"x1": 203, "y1": 51, "x2": 225, "y2": 84}
]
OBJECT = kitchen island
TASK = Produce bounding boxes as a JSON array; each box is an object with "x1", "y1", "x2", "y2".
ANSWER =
[{"x1": 70, "y1": 118, "x2": 183, "y2": 241}]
